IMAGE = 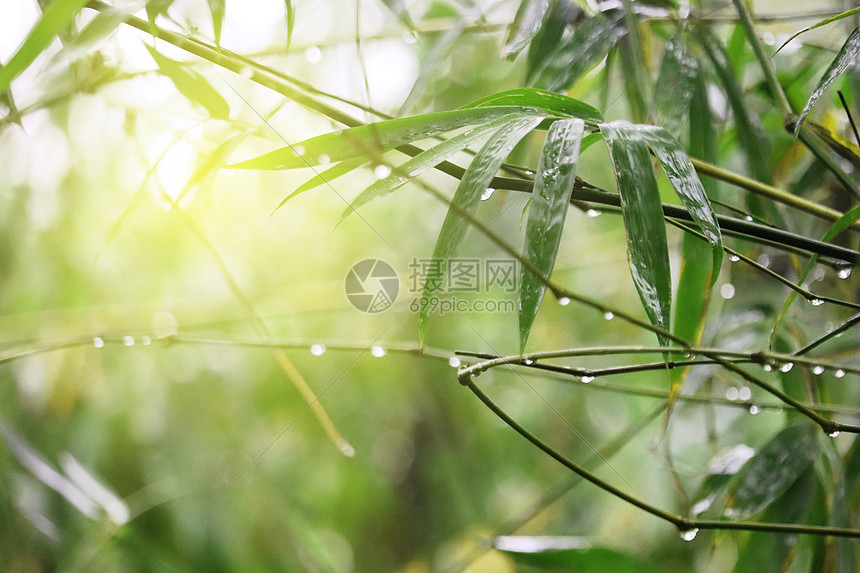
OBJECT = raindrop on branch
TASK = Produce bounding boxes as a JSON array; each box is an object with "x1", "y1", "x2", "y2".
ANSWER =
[
  {"x1": 680, "y1": 528, "x2": 699, "y2": 541},
  {"x1": 581, "y1": 375, "x2": 595, "y2": 383},
  {"x1": 834, "y1": 369, "x2": 846, "y2": 378},
  {"x1": 558, "y1": 296, "x2": 570, "y2": 306},
  {"x1": 603, "y1": 311, "x2": 614, "y2": 321},
  {"x1": 448, "y1": 356, "x2": 461, "y2": 368},
  {"x1": 779, "y1": 362, "x2": 793, "y2": 373},
  {"x1": 812, "y1": 365, "x2": 824, "y2": 375},
  {"x1": 586, "y1": 209, "x2": 601, "y2": 218}
]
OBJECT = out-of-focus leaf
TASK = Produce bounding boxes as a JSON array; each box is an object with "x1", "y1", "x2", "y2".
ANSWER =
[
  {"x1": 343, "y1": 115, "x2": 521, "y2": 220},
  {"x1": 600, "y1": 121, "x2": 672, "y2": 342},
  {"x1": 380, "y1": 0, "x2": 414, "y2": 29},
  {"x1": 526, "y1": 0, "x2": 581, "y2": 85},
  {"x1": 796, "y1": 27, "x2": 860, "y2": 133},
  {"x1": 68, "y1": 6, "x2": 128, "y2": 50},
  {"x1": 503, "y1": 0, "x2": 550, "y2": 60},
  {"x1": 776, "y1": 8, "x2": 860, "y2": 54},
  {"x1": 146, "y1": 0, "x2": 173, "y2": 22},
  {"x1": 691, "y1": 445, "x2": 756, "y2": 517},
  {"x1": 176, "y1": 134, "x2": 246, "y2": 204},
  {"x1": 638, "y1": 125, "x2": 722, "y2": 277},
  {"x1": 207, "y1": 0, "x2": 225, "y2": 44},
  {"x1": 537, "y1": 12, "x2": 626, "y2": 93},
  {"x1": 817, "y1": 441, "x2": 855, "y2": 573},
  {"x1": 285, "y1": 0, "x2": 295, "y2": 48},
  {"x1": 618, "y1": 0, "x2": 651, "y2": 123},
  {"x1": 274, "y1": 157, "x2": 368, "y2": 213},
  {"x1": 399, "y1": 18, "x2": 466, "y2": 114},
  {"x1": 0, "y1": 64, "x2": 21, "y2": 127},
  {"x1": 800, "y1": 118, "x2": 860, "y2": 169},
  {"x1": 0, "y1": 0, "x2": 90, "y2": 96},
  {"x1": 419, "y1": 116, "x2": 543, "y2": 343},
  {"x1": 463, "y1": 88, "x2": 603, "y2": 123},
  {"x1": 655, "y1": 37, "x2": 698, "y2": 133},
  {"x1": 519, "y1": 118, "x2": 584, "y2": 352},
  {"x1": 492, "y1": 536, "x2": 664, "y2": 573},
  {"x1": 725, "y1": 423, "x2": 821, "y2": 520},
  {"x1": 145, "y1": 45, "x2": 230, "y2": 120},
  {"x1": 228, "y1": 106, "x2": 535, "y2": 170}
]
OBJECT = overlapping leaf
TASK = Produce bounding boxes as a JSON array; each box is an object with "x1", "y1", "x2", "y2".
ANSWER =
[
  {"x1": 145, "y1": 46, "x2": 230, "y2": 120},
  {"x1": 519, "y1": 118, "x2": 584, "y2": 352},
  {"x1": 654, "y1": 37, "x2": 698, "y2": 133},
  {"x1": 526, "y1": 0, "x2": 581, "y2": 85},
  {"x1": 463, "y1": 88, "x2": 603, "y2": 123},
  {"x1": 503, "y1": 0, "x2": 550, "y2": 60},
  {"x1": 274, "y1": 157, "x2": 369, "y2": 213}
]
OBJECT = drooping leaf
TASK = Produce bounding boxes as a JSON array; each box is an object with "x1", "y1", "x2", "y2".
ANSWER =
[
  {"x1": 0, "y1": 0, "x2": 90, "y2": 96},
  {"x1": 725, "y1": 423, "x2": 821, "y2": 520},
  {"x1": 691, "y1": 444, "x2": 756, "y2": 517},
  {"x1": 462, "y1": 88, "x2": 603, "y2": 123},
  {"x1": 638, "y1": 125, "x2": 722, "y2": 277},
  {"x1": 776, "y1": 7, "x2": 860, "y2": 54},
  {"x1": 274, "y1": 157, "x2": 369, "y2": 213},
  {"x1": 654, "y1": 37, "x2": 698, "y2": 133},
  {"x1": 492, "y1": 536, "x2": 664, "y2": 573},
  {"x1": 519, "y1": 118, "x2": 584, "y2": 352},
  {"x1": 228, "y1": 106, "x2": 536, "y2": 170},
  {"x1": 796, "y1": 26, "x2": 860, "y2": 133},
  {"x1": 380, "y1": 0, "x2": 414, "y2": 29},
  {"x1": 207, "y1": 0, "x2": 226, "y2": 44},
  {"x1": 600, "y1": 120, "x2": 672, "y2": 342},
  {"x1": 526, "y1": 0, "x2": 581, "y2": 85},
  {"x1": 503, "y1": 0, "x2": 550, "y2": 60},
  {"x1": 145, "y1": 45, "x2": 230, "y2": 120},
  {"x1": 419, "y1": 115, "x2": 543, "y2": 343}
]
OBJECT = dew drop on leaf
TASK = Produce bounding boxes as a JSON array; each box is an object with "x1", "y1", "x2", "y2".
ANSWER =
[
  {"x1": 310, "y1": 344, "x2": 326, "y2": 356},
  {"x1": 586, "y1": 209, "x2": 601, "y2": 218},
  {"x1": 373, "y1": 164, "x2": 391, "y2": 179},
  {"x1": 725, "y1": 387, "x2": 739, "y2": 400},
  {"x1": 93, "y1": 337, "x2": 105, "y2": 348},
  {"x1": 749, "y1": 405, "x2": 760, "y2": 415},
  {"x1": 762, "y1": 363, "x2": 773, "y2": 372},
  {"x1": 738, "y1": 386, "x2": 751, "y2": 401},
  {"x1": 317, "y1": 154, "x2": 331, "y2": 165},
  {"x1": 558, "y1": 296, "x2": 570, "y2": 306},
  {"x1": 123, "y1": 336, "x2": 135, "y2": 346},
  {"x1": 812, "y1": 365, "x2": 825, "y2": 375},
  {"x1": 834, "y1": 369, "x2": 846, "y2": 378},
  {"x1": 720, "y1": 284, "x2": 735, "y2": 299},
  {"x1": 371, "y1": 345, "x2": 386, "y2": 358},
  {"x1": 305, "y1": 46, "x2": 322, "y2": 63}
]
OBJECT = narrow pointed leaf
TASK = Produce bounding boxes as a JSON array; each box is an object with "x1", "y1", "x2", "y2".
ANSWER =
[
  {"x1": 274, "y1": 157, "x2": 369, "y2": 213},
  {"x1": 492, "y1": 536, "x2": 664, "y2": 573},
  {"x1": 776, "y1": 7, "x2": 860, "y2": 54},
  {"x1": 638, "y1": 125, "x2": 722, "y2": 277},
  {"x1": 207, "y1": 0, "x2": 226, "y2": 44},
  {"x1": 0, "y1": 0, "x2": 90, "y2": 96},
  {"x1": 654, "y1": 38, "x2": 698, "y2": 133},
  {"x1": 284, "y1": 0, "x2": 295, "y2": 48},
  {"x1": 503, "y1": 0, "x2": 550, "y2": 60},
  {"x1": 725, "y1": 423, "x2": 821, "y2": 520},
  {"x1": 380, "y1": 0, "x2": 414, "y2": 29},
  {"x1": 228, "y1": 106, "x2": 534, "y2": 170},
  {"x1": 526, "y1": 0, "x2": 581, "y2": 85},
  {"x1": 463, "y1": 88, "x2": 603, "y2": 122},
  {"x1": 796, "y1": 26, "x2": 860, "y2": 133},
  {"x1": 342, "y1": 114, "x2": 520, "y2": 221},
  {"x1": 519, "y1": 118, "x2": 584, "y2": 352},
  {"x1": 145, "y1": 45, "x2": 230, "y2": 120},
  {"x1": 176, "y1": 134, "x2": 246, "y2": 204},
  {"x1": 600, "y1": 121, "x2": 672, "y2": 341},
  {"x1": 419, "y1": 115, "x2": 543, "y2": 343},
  {"x1": 399, "y1": 18, "x2": 465, "y2": 114},
  {"x1": 691, "y1": 444, "x2": 756, "y2": 517}
]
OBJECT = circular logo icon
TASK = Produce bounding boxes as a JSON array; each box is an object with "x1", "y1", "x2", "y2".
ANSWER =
[{"x1": 345, "y1": 259, "x2": 399, "y2": 313}]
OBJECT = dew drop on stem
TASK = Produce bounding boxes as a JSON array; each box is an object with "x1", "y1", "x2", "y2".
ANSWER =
[
  {"x1": 480, "y1": 188, "x2": 495, "y2": 201},
  {"x1": 371, "y1": 345, "x2": 386, "y2": 358},
  {"x1": 828, "y1": 430, "x2": 840, "y2": 438},
  {"x1": 835, "y1": 261, "x2": 853, "y2": 279},
  {"x1": 812, "y1": 365, "x2": 825, "y2": 375},
  {"x1": 779, "y1": 362, "x2": 793, "y2": 373},
  {"x1": 142, "y1": 336, "x2": 152, "y2": 346},
  {"x1": 581, "y1": 375, "x2": 595, "y2": 383},
  {"x1": 603, "y1": 311, "x2": 614, "y2": 320},
  {"x1": 809, "y1": 298, "x2": 824, "y2": 306},
  {"x1": 762, "y1": 363, "x2": 773, "y2": 372},
  {"x1": 749, "y1": 405, "x2": 760, "y2": 415},
  {"x1": 834, "y1": 369, "x2": 846, "y2": 378},
  {"x1": 310, "y1": 344, "x2": 326, "y2": 356},
  {"x1": 728, "y1": 254, "x2": 740, "y2": 262},
  {"x1": 558, "y1": 296, "x2": 570, "y2": 306},
  {"x1": 680, "y1": 528, "x2": 699, "y2": 541},
  {"x1": 586, "y1": 209, "x2": 601, "y2": 218},
  {"x1": 448, "y1": 356, "x2": 461, "y2": 368}
]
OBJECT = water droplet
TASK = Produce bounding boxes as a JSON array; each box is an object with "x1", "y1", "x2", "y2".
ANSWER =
[
  {"x1": 779, "y1": 362, "x2": 793, "y2": 373},
  {"x1": 720, "y1": 283, "x2": 735, "y2": 300},
  {"x1": 749, "y1": 405, "x2": 760, "y2": 415},
  {"x1": 680, "y1": 528, "x2": 699, "y2": 541},
  {"x1": 812, "y1": 365, "x2": 825, "y2": 375},
  {"x1": 745, "y1": 215, "x2": 753, "y2": 222},
  {"x1": 581, "y1": 375, "x2": 595, "y2": 383},
  {"x1": 809, "y1": 298, "x2": 824, "y2": 306},
  {"x1": 603, "y1": 311, "x2": 614, "y2": 321},
  {"x1": 142, "y1": 336, "x2": 152, "y2": 346},
  {"x1": 725, "y1": 387, "x2": 739, "y2": 401},
  {"x1": 558, "y1": 296, "x2": 570, "y2": 306},
  {"x1": 829, "y1": 430, "x2": 840, "y2": 438},
  {"x1": 93, "y1": 337, "x2": 105, "y2": 348},
  {"x1": 310, "y1": 343, "x2": 326, "y2": 356},
  {"x1": 835, "y1": 262, "x2": 853, "y2": 279},
  {"x1": 293, "y1": 144, "x2": 305, "y2": 156},
  {"x1": 448, "y1": 356, "x2": 461, "y2": 368},
  {"x1": 524, "y1": 358, "x2": 534, "y2": 365},
  {"x1": 304, "y1": 45, "x2": 322, "y2": 63},
  {"x1": 728, "y1": 254, "x2": 740, "y2": 262},
  {"x1": 586, "y1": 209, "x2": 601, "y2": 218},
  {"x1": 317, "y1": 154, "x2": 331, "y2": 166},
  {"x1": 835, "y1": 369, "x2": 846, "y2": 378},
  {"x1": 738, "y1": 386, "x2": 751, "y2": 401},
  {"x1": 371, "y1": 345, "x2": 386, "y2": 358},
  {"x1": 480, "y1": 188, "x2": 495, "y2": 201},
  {"x1": 756, "y1": 254, "x2": 770, "y2": 268},
  {"x1": 123, "y1": 336, "x2": 135, "y2": 346},
  {"x1": 762, "y1": 364, "x2": 773, "y2": 372},
  {"x1": 373, "y1": 164, "x2": 391, "y2": 179},
  {"x1": 238, "y1": 66, "x2": 253, "y2": 79}
]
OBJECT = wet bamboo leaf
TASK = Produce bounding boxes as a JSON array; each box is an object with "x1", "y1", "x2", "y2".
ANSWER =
[
  {"x1": 776, "y1": 8, "x2": 860, "y2": 54},
  {"x1": 817, "y1": 442, "x2": 855, "y2": 573},
  {"x1": 691, "y1": 445, "x2": 756, "y2": 517},
  {"x1": 600, "y1": 121, "x2": 672, "y2": 342},
  {"x1": 503, "y1": 0, "x2": 550, "y2": 60},
  {"x1": 725, "y1": 423, "x2": 821, "y2": 520},
  {"x1": 492, "y1": 536, "x2": 664, "y2": 573},
  {"x1": 274, "y1": 157, "x2": 369, "y2": 213},
  {"x1": 0, "y1": 0, "x2": 90, "y2": 96},
  {"x1": 145, "y1": 45, "x2": 230, "y2": 120},
  {"x1": 519, "y1": 118, "x2": 584, "y2": 352},
  {"x1": 526, "y1": 0, "x2": 581, "y2": 85},
  {"x1": 654, "y1": 38, "x2": 698, "y2": 133},
  {"x1": 380, "y1": 0, "x2": 414, "y2": 29},
  {"x1": 228, "y1": 106, "x2": 535, "y2": 170},
  {"x1": 638, "y1": 125, "x2": 722, "y2": 277},
  {"x1": 463, "y1": 88, "x2": 603, "y2": 123},
  {"x1": 796, "y1": 27, "x2": 860, "y2": 133},
  {"x1": 419, "y1": 116, "x2": 543, "y2": 343},
  {"x1": 208, "y1": 0, "x2": 225, "y2": 44}
]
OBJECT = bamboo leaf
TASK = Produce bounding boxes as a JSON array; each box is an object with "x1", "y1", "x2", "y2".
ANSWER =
[
  {"x1": 228, "y1": 106, "x2": 535, "y2": 170},
  {"x1": 418, "y1": 115, "x2": 543, "y2": 343},
  {"x1": 776, "y1": 7, "x2": 860, "y2": 54},
  {"x1": 600, "y1": 121, "x2": 672, "y2": 341},
  {"x1": 380, "y1": 0, "x2": 414, "y2": 29},
  {"x1": 691, "y1": 445, "x2": 756, "y2": 517},
  {"x1": 207, "y1": 0, "x2": 226, "y2": 45},
  {"x1": 519, "y1": 118, "x2": 584, "y2": 352},
  {"x1": 145, "y1": 45, "x2": 230, "y2": 120},
  {"x1": 796, "y1": 27, "x2": 860, "y2": 132},
  {"x1": 463, "y1": 88, "x2": 603, "y2": 123},
  {"x1": 526, "y1": 0, "x2": 581, "y2": 85},
  {"x1": 0, "y1": 0, "x2": 90, "y2": 96},
  {"x1": 491, "y1": 536, "x2": 664, "y2": 573},
  {"x1": 654, "y1": 37, "x2": 698, "y2": 133},
  {"x1": 638, "y1": 125, "x2": 722, "y2": 277},
  {"x1": 399, "y1": 18, "x2": 465, "y2": 114},
  {"x1": 503, "y1": 0, "x2": 550, "y2": 60},
  {"x1": 274, "y1": 157, "x2": 369, "y2": 213},
  {"x1": 725, "y1": 423, "x2": 821, "y2": 520},
  {"x1": 284, "y1": 0, "x2": 295, "y2": 48}
]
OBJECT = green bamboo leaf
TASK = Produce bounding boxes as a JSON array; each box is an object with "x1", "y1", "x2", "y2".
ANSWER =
[
  {"x1": 399, "y1": 18, "x2": 465, "y2": 114},
  {"x1": 654, "y1": 37, "x2": 698, "y2": 133},
  {"x1": 463, "y1": 88, "x2": 603, "y2": 123},
  {"x1": 725, "y1": 423, "x2": 821, "y2": 520},
  {"x1": 600, "y1": 120, "x2": 672, "y2": 342},
  {"x1": 145, "y1": 45, "x2": 230, "y2": 120},
  {"x1": 273, "y1": 157, "x2": 369, "y2": 213},
  {"x1": 176, "y1": 134, "x2": 246, "y2": 204},
  {"x1": 208, "y1": 0, "x2": 225, "y2": 45},
  {"x1": 228, "y1": 106, "x2": 534, "y2": 170},
  {"x1": 796, "y1": 27, "x2": 860, "y2": 133},
  {"x1": 380, "y1": 0, "x2": 414, "y2": 29},
  {"x1": 0, "y1": 64, "x2": 21, "y2": 127},
  {"x1": 519, "y1": 118, "x2": 584, "y2": 352},
  {"x1": 690, "y1": 444, "x2": 756, "y2": 517},
  {"x1": 776, "y1": 7, "x2": 860, "y2": 54},
  {"x1": 0, "y1": 0, "x2": 90, "y2": 96},
  {"x1": 418, "y1": 115, "x2": 543, "y2": 343},
  {"x1": 492, "y1": 536, "x2": 664, "y2": 573},
  {"x1": 342, "y1": 115, "x2": 520, "y2": 221},
  {"x1": 503, "y1": 0, "x2": 550, "y2": 60},
  {"x1": 284, "y1": 0, "x2": 295, "y2": 48},
  {"x1": 638, "y1": 125, "x2": 722, "y2": 277},
  {"x1": 526, "y1": 0, "x2": 581, "y2": 85},
  {"x1": 68, "y1": 6, "x2": 128, "y2": 50}
]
